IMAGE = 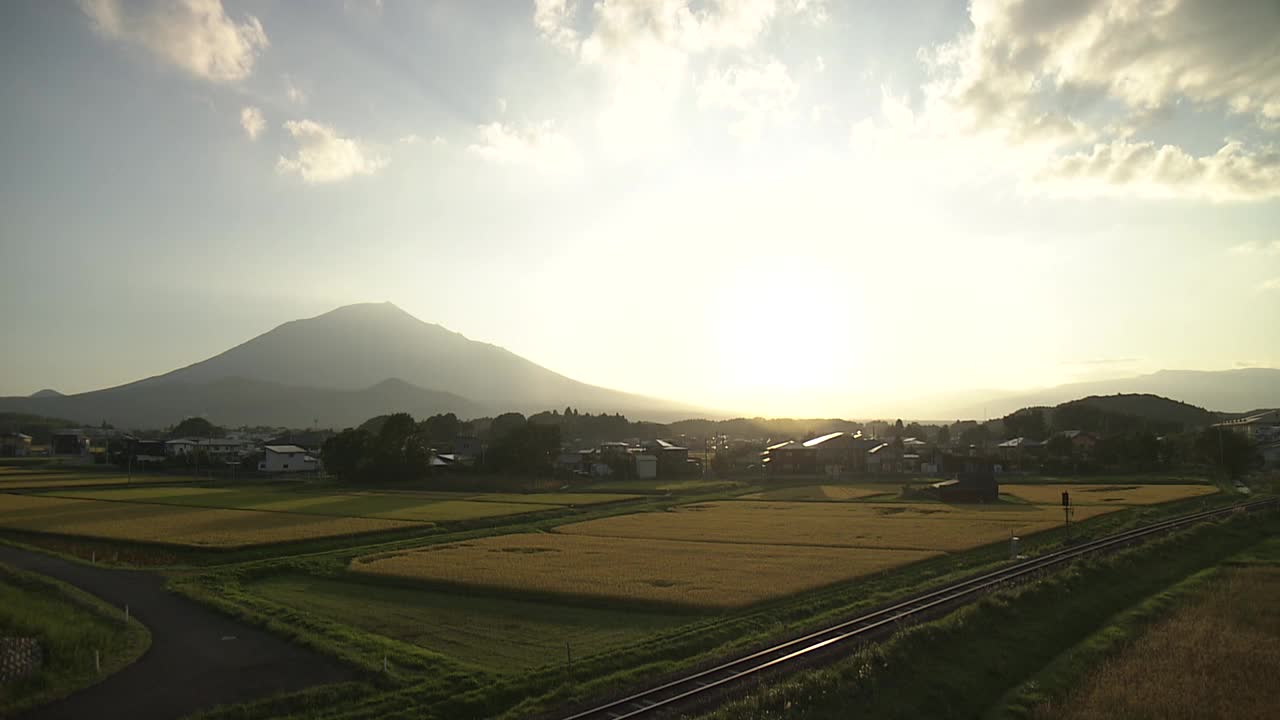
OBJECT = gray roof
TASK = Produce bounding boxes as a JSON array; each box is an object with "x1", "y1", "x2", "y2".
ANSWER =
[{"x1": 264, "y1": 444, "x2": 307, "y2": 454}]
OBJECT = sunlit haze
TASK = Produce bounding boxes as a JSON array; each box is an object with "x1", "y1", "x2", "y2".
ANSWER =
[{"x1": 2, "y1": 0, "x2": 1279, "y2": 418}]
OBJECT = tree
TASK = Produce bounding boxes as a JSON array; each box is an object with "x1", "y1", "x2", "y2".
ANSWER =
[
  {"x1": 488, "y1": 412, "x2": 527, "y2": 443},
  {"x1": 892, "y1": 419, "x2": 905, "y2": 438},
  {"x1": 936, "y1": 425, "x2": 951, "y2": 446},
  {"x1": 420, "y1": 413, "x2": 462, "y2": 445},
  {"x1": 904, "y1": 422, "x2": 927, "y2": 440},
  {"x1": 170, "y1": 417, "x2": 223, "y2": 438},
  {"x1": 322, "y1": 429, "x2": 372, "y2": 481},
  {"x1": 1194, "y1": 428, "x2": 1256, "y2": 479}
]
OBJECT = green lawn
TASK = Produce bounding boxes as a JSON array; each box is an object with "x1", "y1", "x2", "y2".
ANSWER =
[
  {"x1": 247, "y1": 574, "x2": 694, "y2": 673},
  {"x1": 0, "y1": 564, "x2": 150, "y2": 716}
]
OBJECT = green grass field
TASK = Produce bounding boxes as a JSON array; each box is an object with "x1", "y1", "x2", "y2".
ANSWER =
[
  {"x1": 0, "y1": 563, "x2": 150, "y2": 716},
  {"x1": 248, "y1": 574, "x2": 694, "y2": 672}
]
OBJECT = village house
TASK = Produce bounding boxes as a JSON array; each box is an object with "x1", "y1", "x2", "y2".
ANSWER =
[
  {"x1": 0, "y1": 432, "x2": 32, "y2": 457},
  {"x1": 258, "y1": 445, "x2": 318, "y2": 473}
]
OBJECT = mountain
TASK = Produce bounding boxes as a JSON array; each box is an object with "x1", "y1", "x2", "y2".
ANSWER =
[
  {"x1": 0, "y1": 377, "x2": 481, "y2": 430},
  {"x1": 0, "y1": 303, "x2": 702, "y2": 428},
  {"x1": 29, "y1": 389, "x2": 63, "y2": 398},
  {"x1": 940, "y1": 368, "x2": 1280, "y2": 419}
]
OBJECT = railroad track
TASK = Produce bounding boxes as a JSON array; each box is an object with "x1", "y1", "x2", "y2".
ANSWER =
[{"x1": 561, "y1": 497, "x2": 1278, "y2": 720}]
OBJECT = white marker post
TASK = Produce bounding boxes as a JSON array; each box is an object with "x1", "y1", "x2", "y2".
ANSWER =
[
  {"x1": 94, "y1": 650, "x2": 100, "y2": 674},
  {"x1": 124, "y1": 604, "x2": 129, "y2": 624}
]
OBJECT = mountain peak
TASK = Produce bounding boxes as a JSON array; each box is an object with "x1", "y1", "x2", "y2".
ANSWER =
[{"x1": 30, "y1": 388, "x2": 64, "y2": 398}]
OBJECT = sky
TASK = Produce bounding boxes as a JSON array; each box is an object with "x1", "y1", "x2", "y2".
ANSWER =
[{"x1": 1, "y1": 0, "x2": 1279, "y2": 418}]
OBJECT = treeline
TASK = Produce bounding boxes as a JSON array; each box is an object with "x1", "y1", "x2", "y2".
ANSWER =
[{"x1": 322, "y1": 411, "x2": 561, "y2": 482}]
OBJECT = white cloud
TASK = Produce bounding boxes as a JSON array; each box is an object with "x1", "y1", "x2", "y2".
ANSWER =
[
  {"x1": 283, "y1": 74, "x2": 307, "y2": 104},
  {"x1": 239, "y1": 106, "x2": 265, "y2": 140},
  {"x1": 1229, "y1": 240, "x2": 1280, "y2": 256},
  {"x1": 1036, "y1": 140, "x2": 1280, "y2": 203},
  {"x1": 699, "y1": 58, "x2": 798, "y2": 143},
  {"x1": 468, "y1": 121, "x2": 582, "y2": 176},
  {"x1": 80, "y1": 0, "x2": 268, "y2": 83},
  {"x1": 276, "y1": 120, "x2": 387, "y2": 184},
  {"x1": 533, "y1": 0, "x2": 825, "y2": 154},
  {"x1": 1260, "y1": 278, "x2": 1280, "y2": 291},
  {"x1": 861, "y1": 0, "x2": 1280, "y2": 202}
]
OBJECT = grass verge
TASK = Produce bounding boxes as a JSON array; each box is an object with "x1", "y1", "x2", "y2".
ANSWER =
[{"x1": 0, "y1": 563, "x2": 150, "y2": 716}]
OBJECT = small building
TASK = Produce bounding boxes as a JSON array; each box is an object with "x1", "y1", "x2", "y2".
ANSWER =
[
  {"x1": 865, "y1": 442, "x2": 902, "y2": 474},
  {"x1": 1213, "y1": 411, "x2": 1280, "y2": 443},
  {"x1": 0, "y1": 433, "x2": 32, "y2": 457},
  {"x1": 932, "y1": 454, "x2": 1000, "y2": 502},
  {"x1": 641, "y1": 439, "x2": 691, "y2": 476},
  {"x1": 258, "y1": 445, "x2": 318, "y2": 473},
  {"x1": 1053, "y1": 430, "x2": 1098, "y2": 456},
  {"x1": 635, "y1": 454, "x2": 658, "y2": 480},
  {"x1": 803, "y1": 431, "x2": 875, "y2": 477},
  {"x1": 761, "y1": 440, "x2": 817, "y2": 476},
  {"x1": 49, "y1": 431, "x2": 89, "y2": 457}
]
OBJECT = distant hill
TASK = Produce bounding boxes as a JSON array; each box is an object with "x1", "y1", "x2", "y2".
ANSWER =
[
  {"x1": 943, "y1": 368, "x2": 1280, "y2": 418},
  {"x1": 0, "y1": 377, "x2": 481, "y2": 430},
  {"x1": 29, "y1": 388, "x2": 64, "y2": 398},
  {"x1": 0, "y1": 302, "x2": 703, "y2": 428},
  {"x1": 1065, "y1": 394, "x2": 1217, "y2": 428}
]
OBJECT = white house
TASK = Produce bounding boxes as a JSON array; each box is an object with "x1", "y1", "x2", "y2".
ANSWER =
[{"x1": 258, "y1": 444, "x2": 318, "y2": 473}]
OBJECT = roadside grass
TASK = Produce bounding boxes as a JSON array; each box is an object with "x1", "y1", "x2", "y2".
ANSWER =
[
  {"x1": 1000, "y1": 483, "x2": 1217, "y2": 506},
  {"x1": 0, "y1": 563, "x2": 150, "y2": 716},
  {"x1": 695, "y1": 509, "x2": 1280, "y2": 720},
  {"x1": 350, "y1": 533, "x2": 941, "y2": 609},
  {"x1": 1000, "y1": 474, "x2": 1213, "y2": 486},
  {"x1": 553, "y1": 501, "x2": 1121, "y2": 552},
  {"x1": 1035, "y1": 566, "x2": 1280, "y2": 720},
  {"x1": 585, "y1": 478, "x2": 745, "y2": 494},
  {"x1": 248, "y1": 574, "x2": 695, "y2": 672}
]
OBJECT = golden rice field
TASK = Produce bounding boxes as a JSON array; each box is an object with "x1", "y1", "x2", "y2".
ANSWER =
[
  {"x1": 738, "y1": 484, "x2": 892, "y2": 502},
  {"x1": 472, "y1": 493, "x2": 641, "y2": 506},
  {"x1": 1001, "y1": 483, "x2": 1218, "y2": 506},
  {"x1": 0, "y1": 494, "x2": 419, "y2": 548},
  {"x1": 0, "y1": 470, "x2": 198, "y2": 490},
  {"x1": 554, "y1": 501, "x2": 1118, "y2": 552},
  {"x1": 351, "y1": 533, "x2": 941, "y2": 608}
]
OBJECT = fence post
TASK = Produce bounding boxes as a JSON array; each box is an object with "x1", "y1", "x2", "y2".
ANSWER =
[
  {"x1": 94, "y1": 649, "x2": 100, "y2": 674},
  {"x1": 124, "y1": 605, "x2": 129, "y2": 624}
]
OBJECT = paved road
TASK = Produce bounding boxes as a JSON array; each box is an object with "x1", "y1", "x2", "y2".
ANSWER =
[{"x1": 0, "y1": 546, "x2": 356, "y2": 720}]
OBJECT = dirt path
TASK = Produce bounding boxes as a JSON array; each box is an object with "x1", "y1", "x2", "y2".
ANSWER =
[{"x1": 0, "y1": 545, "x2": 355, "y2": 720}]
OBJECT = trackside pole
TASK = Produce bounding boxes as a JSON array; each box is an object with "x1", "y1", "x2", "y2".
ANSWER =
[
  {"x1": 566, "y1": 642, "x2": 572, "y2": 680},
  {"x1": 94, "y1": 649, "x2": 100, "y2": 674}
]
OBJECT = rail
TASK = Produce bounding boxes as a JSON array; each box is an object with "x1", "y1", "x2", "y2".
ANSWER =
[{"x1": 560, "y1": 498, "x2": 1278, "y2": 720}]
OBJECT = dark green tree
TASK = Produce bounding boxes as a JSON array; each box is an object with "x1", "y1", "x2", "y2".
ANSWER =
[{"x1": 170, "y1": 417, "x2": 223, "y2": 438}]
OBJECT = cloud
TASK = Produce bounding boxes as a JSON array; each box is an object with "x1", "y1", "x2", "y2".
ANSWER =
[
  {"x1": 1059, "y1": 357, "x2": 1138, "y2": 366},
  {"x1": 533, "y1": 0, "x2": 825, "y2": 153},
  {"x1": 1261, "y1": 277, "x2": 1280, "y2": 291},
  {"x1": 1229, "y1": 240, "x2": 1280, "y2": 256},
  {"x1": 239, "y1": 106, "x2": 265, "y2": 140},
  {"x1": 276, "y1": 120, "x2": 387, "y2": 183},
  {"x1": 698, "y1": 58, "x2": 798, "y2": 142},
  {"x1": 80, "y1": 0, "x2": 268, "y2": 83},
  {"x1": 1236, "y1": 360, "x2": 1276, "y2": 368},
  {"x1": 878, "y1": 0, "x2": 1280, "y2": 201},
  {"x1": 1036, "y1": 139, "x2": 1280, "y2": 202},
  {"x1": 468, "y1": 121, "x2": 581, "y2": 176},
  {"x1": 283, "y1": 74, "x2": 306, "y2": 104}
]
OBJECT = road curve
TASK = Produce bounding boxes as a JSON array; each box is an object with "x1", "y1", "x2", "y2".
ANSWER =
[{"x1": 0, "y1": 545, "x2": 355, "y2": 720}]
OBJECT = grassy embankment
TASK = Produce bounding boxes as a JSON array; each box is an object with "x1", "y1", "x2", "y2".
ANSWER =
[
  {"x1": 0, "y1": 563, "x2": 150, "y2": 716},
  {"x1": 696, "y1": 507, "x2": 1279, "y2": 720},
  {"x1": 1020, "y1": 536, "x2": 1280, "y2": 720}
]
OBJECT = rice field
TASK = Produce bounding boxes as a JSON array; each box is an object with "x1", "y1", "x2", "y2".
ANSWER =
[
  {"x1": 554, "y1": 501, "x2": 1118, "y2": 552},
  {"x1": 37, "y1": 486, "x2": 568, "y2": 523},
  {"x1": 351, "y1": 533, "x2": 940, "y2": 608},
  {"x1": 0, "y1": 470, "x2": 198, "y2": 490},
  {"x1": 1000, "y1": 483, "x2": 1218, "y2": 507},
  {"x1": 0, "y1": 494, "x2": 420, "y2": 548},
  {"x1": 738, "y1": 484, "x2": 892, "y2": 502}
]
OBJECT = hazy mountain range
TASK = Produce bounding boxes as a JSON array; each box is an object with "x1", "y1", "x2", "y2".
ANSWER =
[
  {"x1": 0, "y1": 303, "x2": 701, "y2": 428},
  {"x1": 1, "y1": 302, "x2": 1275, "y2": 429},
  {"x1": 930, "y1": 368, "x2": 1280, "y2": 420}
]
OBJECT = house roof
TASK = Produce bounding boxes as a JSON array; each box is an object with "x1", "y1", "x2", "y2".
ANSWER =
[
  {"x1": 803, "y1": 431, "x2": 844, "y2": 447},
  {"x1": 765, "y1": 439, "x2": 805, "y2": 451},
  {"x1": 264, "y1": 444, "x2": 307, "y2": 454},
  {"x1": 998, "y1": 437, "x2": 1045, "y2": 448},
  {"x1": 868, "y1": 443, "x2": 890, "y2": 454}
]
